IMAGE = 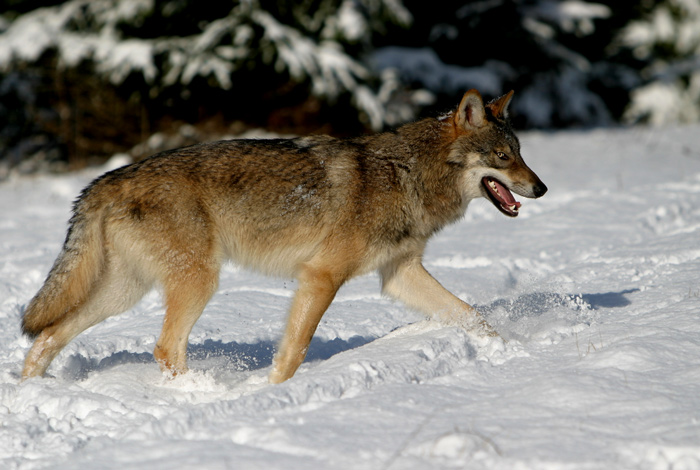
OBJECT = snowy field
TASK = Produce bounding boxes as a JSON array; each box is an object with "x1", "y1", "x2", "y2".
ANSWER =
[{"x1": 1, "y1": 125, "x2": 700, "y2": 469}]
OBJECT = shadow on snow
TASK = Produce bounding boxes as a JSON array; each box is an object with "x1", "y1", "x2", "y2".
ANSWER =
[
  {"x1": 477, "y1": 288, "x2": 638, "y2": 322},
  {"x1": 581, "y1": 289, "x2": 639, "y2": 309},
  {"x1": 58, "y1": 289, "x2": 638, "y2": 380},
  {"x1": 61, "y1": 334, "x2": 375, "y2": 381}
]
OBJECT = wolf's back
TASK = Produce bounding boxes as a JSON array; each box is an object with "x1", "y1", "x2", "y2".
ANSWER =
[{"x1": 22, "y1": 190, "x2": 106, "y2": 338}]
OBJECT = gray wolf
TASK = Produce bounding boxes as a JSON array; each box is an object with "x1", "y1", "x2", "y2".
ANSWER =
[{"x1": 20, "y1": 89, "x2": 546, "y2": 383}]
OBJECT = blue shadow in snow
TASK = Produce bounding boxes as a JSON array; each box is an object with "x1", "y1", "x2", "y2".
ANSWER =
[
  {"x1": 476, "y1": 288, "x2": 638, "y2": 323},
  {"x1": 62, "y1": 334, "x2": 374, "y2": 381},
  {"x1": 581, "y1": 289, "x2": 639, "y2": 309}
]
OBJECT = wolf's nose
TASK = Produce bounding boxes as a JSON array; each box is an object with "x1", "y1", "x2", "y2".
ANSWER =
[{"x1": 533, "y1": 182, "x2": 548, "y2": 198}]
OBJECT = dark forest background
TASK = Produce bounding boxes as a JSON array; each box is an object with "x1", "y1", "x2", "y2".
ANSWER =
[{"x1": 1, "y1": 0, "x2": 698, "y2": 176}]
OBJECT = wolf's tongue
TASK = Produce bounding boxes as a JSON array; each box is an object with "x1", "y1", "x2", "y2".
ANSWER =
[{"x1": 492, "y1": 179, "x2": 520, "y2": 207}]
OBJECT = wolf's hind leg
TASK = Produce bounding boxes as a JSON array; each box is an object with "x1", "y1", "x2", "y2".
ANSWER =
[
  {"x1": 153, "y1": 265, "x2": 219, "y2": 376},
  {"x1": 269, "y1": 264, "x2": 343, "y2": 384},
  {"x1": 380, "y1": 256, "x2": 497, "y2": 336},
  {"x1": 22, "y1": 256, "x2": 151, "y2": 379}
]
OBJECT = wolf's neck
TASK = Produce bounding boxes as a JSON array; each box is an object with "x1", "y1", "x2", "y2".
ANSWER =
[{"x1": 396, "y1": 118, "x2": 467, "y2": 233}]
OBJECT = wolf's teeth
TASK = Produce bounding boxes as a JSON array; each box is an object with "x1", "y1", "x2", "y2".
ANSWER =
[
  {"x1": 489, "y1": 181, "x2": 498, "y2": 192},
  {"x1": 509, "y1": 205, "x2": 518, "y2": 211}
]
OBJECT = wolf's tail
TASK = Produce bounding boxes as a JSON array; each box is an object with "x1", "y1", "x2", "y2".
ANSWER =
[{"x1": 22, "y1": 196, "x2": 106, "y2": 338}]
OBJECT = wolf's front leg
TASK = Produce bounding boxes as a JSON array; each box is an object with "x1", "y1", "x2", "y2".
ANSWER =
[
  {"x1": 380, "y1": 256, "x2": 498, "y2": 337},
  {"x1": 270, "y1": 264, "x2": 344, "y2": 384}
]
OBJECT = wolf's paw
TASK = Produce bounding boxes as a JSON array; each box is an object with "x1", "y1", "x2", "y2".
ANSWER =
[{"x1": 465, "y1": 315, "x2": 500, "y2": 339}]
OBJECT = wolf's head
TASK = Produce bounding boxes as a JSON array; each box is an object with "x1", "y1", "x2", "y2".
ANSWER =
[{"x1": 447, "y1": 89, "x2": 547, "y2": 217}]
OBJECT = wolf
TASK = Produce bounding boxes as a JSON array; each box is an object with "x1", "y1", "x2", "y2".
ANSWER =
[{"x1": 20, "y1": 89, "x2": 546, "y2": 383}]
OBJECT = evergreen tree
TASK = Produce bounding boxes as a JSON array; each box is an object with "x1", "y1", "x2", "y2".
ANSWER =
[
  {"x1": 375, "y1": 0, "x2": 629, "y2": 128},
  {"x1": 0, "y1": 0, "x2": 414, "y2": 169},
  {"x1": 613, "y1": 0, "x2": 700, "y2": 124}
]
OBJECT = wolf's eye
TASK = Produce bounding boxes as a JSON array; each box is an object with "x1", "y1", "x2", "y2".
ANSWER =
[{"x1": 496, "y1": 151, "x2": 509, "y2": 161}]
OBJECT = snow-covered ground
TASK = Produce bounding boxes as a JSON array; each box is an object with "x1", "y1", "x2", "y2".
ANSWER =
[{"x1": 2, "y1": 125, "x2": 700, "y2": 469}]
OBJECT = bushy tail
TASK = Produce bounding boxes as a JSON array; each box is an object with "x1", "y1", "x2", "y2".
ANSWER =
[{"x1": 22, "y1": 201, "x2": 105, "y2": 338}]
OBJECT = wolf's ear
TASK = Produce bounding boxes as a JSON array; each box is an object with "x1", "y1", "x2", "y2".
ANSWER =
[
  {"x1": 487, "y1": 90, "x2": 514, "y2": 120},
  {"x1": 455, "y1": 89, "x2": 486, "y2": 130}
]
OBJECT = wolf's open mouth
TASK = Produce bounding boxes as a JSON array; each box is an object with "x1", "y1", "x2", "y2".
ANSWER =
[{"x1": 482, "y1": 177, "x2": 521, "y2": 217}]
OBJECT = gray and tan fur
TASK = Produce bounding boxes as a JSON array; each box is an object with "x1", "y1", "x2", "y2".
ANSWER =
[{"x1": 21, "y1": 89, "x2": 546, "y2": 383}]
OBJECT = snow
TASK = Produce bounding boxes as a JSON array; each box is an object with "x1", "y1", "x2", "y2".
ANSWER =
[
  {"x1": 624, "y1": 81, "x2": 700, "y2": 125},
  {"x1": 372, "y1": 47, "x2": 508, "y2": 97},
  {"x1": 96, "y1": 38, "x2": 157, "y2": 84},
  {"x1": 2, "y1": 125, "x2": 700, "y2": 469},
  {"x1": 615, "y1": 0, "x2": 700, "y2": 127},
  {"x1": 335, "y1": 0, "x2": 367, "y2": 42},
  {"x1": 525, "y1": 1, "x2": 611, "y2": 35}
]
